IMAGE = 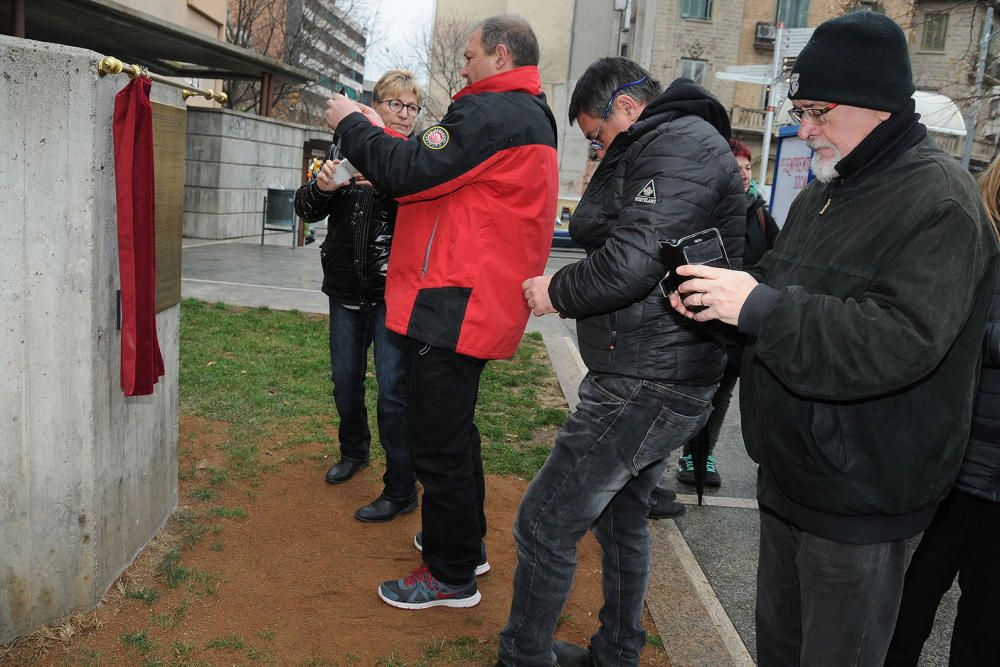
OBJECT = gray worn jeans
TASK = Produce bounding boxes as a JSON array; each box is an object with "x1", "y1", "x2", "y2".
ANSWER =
[
  {"x1": 756, "y1": 508, "x2": 921, "y2": 667},
  {"x1": 498, "y1": 373, "x2": 716, "y2": 666}
]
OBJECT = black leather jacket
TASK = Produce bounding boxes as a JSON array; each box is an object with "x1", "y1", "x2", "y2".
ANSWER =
[
  {"x1": 294, "y1": 175, "x2": 397, "y2": 308},
  {"x1": 549, "y1": 79, "x2": 746, "y2": 383}
]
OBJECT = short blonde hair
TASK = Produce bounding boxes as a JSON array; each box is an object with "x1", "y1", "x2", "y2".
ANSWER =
[{"x1": 373, "y1": 69, "x2": 423, "y2": 107}]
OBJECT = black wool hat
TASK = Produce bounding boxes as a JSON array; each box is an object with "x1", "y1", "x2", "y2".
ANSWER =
[{"x1": 788, "y1": 11, "x2": 914, "y2": 113}]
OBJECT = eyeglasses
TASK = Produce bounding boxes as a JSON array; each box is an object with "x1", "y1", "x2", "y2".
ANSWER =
[
  {"x1": 788, "y1": 103, "x2": 839, "y2": 125},
  {"x1": 376, "y1": 98, "x2": 421, "y2": 117},
  {"x1": 588, "y1": 75, "x2": 649, "y2": 152}
]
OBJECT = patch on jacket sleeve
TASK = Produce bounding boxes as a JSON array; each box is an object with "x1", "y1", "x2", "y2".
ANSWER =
[
  {"x1": 422, "y1": 126, "x2": 450, "y2": 150},
  {"x1": 634, "y1": 179, "x2": 657, "y2": 205}
]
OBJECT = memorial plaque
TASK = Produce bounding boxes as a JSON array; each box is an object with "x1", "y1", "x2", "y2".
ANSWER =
[{"x1": 151, "y1": 102, "x2": 185, "y2": 312}]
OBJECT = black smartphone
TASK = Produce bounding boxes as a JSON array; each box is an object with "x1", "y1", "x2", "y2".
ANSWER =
[{"x1": 657, "y1": 228, "x2": 731, "y2": 298}]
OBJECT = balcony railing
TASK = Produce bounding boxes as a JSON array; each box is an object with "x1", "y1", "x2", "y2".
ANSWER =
[{"x1": 729, "y1": 105, "x2": 998, "y2": 164}]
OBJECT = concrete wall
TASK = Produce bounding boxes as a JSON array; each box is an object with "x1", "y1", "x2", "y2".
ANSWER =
[
  {"x1": 0, "y1": 36, "x2": 180, "y2": 643},
  {"x1": 184, "y1": 107, "x2": 331, "y2": 239}
]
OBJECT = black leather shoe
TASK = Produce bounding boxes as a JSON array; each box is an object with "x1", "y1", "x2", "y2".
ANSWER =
[
  {"x1": 648, "y1": 487, "x2": 685, "y2": 519},
  {"x1": 324, "y1": 459, "x2": 368, "y2": 485},
  {"x1": 355, "y1": 494, "x2": 418, "y2": 523},
  {"x1": 553, "y1": 640, "x2": 593, "y2": 666}
]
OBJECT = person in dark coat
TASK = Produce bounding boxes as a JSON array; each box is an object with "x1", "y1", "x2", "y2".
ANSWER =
[
  {"x1": 294, "y1": 70, "x2": 423, "y2": 524},
  {"x1": 885, "y1": 156, "x2": 1000, "y2": 667},
  {"x1": 503, "y1": 58, "x2": 745, "y2": 666},
  {"x1": 649, "y1": 139, "x2": 779, "y2": 519},
  {"x1": 668, "y1": 13, "x2": 999, "y2": 663}
]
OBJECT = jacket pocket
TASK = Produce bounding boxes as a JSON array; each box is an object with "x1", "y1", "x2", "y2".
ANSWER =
[
  {"x1": 408, "y1": 286, "x2": 472, "y2": 350},
  {"x1": 808, "y1": 403, "x2": 850, "y2": 472}
]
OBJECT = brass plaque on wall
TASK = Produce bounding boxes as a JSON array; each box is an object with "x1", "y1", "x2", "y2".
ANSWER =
[{"x1": 151, "y1": 102, "x2": 185, "y2": 313}]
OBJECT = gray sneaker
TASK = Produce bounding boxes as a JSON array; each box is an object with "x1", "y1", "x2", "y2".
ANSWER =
[
  {"x1": 414, "y1": 531, "x2": 490, "y2": 576},
  {"x1": 377, "y1": 566, "x2": 480, "y2": 610}
]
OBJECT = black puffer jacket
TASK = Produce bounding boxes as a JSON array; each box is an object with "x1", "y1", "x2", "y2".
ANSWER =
[
  {"x1": 294, "y1": 157, "x2": 397, "y2": 308},
  {"x1": 549, "y1": 78, "x2": 745, "y2": 383},
  {"x1": 956, "y1": 281, "x2": 1000, "y2": 502}
]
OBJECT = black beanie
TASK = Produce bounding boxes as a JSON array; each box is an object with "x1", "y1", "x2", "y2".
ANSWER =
[{"x1": 788, "y1": 12, "x2": 914, "y2": 113}]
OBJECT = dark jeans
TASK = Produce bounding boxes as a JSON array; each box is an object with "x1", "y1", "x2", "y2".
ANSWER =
[
  {"x1": 405, "y1": 340, "x2": 487, "y2": 585},
  {"x1": 498, "y1": 373, "x2": 716, "y2": 666},
  {"x1": 756, "y1": 508, "x2": 920, "y2": 667},
  {"x1": 328, "y1": 299, "x2": 414, "y2": 502},
  {"x1": 885, "y1": 489, "x2": 1000, "y2": 666}
]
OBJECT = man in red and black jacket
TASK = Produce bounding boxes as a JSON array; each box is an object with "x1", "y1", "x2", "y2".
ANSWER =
[{"x1": 325, "y1": 14, "x2": 559, "y2": 610}]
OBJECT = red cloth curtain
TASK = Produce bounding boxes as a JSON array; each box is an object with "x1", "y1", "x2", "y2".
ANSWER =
[{"x1": 113, "y1": 78, "x2": 164, "y2": 396}]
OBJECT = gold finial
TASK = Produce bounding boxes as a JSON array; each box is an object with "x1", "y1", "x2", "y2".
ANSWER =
[
  {"x1": 217, "y1": 91, "x2": 228, "y2": 104},
  {"x1": 98, "y1": 56, "x2": 123, "y2": 76}
]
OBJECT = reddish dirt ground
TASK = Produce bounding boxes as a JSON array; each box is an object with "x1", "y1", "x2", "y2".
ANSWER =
[{"x1": 4, "y1": 416, "x2": 670, "y2": 666}]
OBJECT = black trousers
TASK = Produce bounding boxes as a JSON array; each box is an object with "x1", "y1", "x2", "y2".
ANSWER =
[
  {"x1": 405, "y1": 339, "x2": 487, "y2": 585},
  {"x1": 885, "y1": 489, "x2": 1000, "y2": 666},
  {"x1": 756, "y1": 509, "x2": 918, "y2": 666}
]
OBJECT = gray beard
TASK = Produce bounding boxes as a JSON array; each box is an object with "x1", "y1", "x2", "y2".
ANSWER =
[{"x1": 809, "y1": 143, "x2": 842, "y2": 183}]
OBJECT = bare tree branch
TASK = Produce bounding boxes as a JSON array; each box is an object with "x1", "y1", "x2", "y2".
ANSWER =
[
  {"x1": 224, "y1": 0, "x2": 372, "y2": 123},
  {"x1": 412, "y1": 13, "x2": 474, "y2": 121}
]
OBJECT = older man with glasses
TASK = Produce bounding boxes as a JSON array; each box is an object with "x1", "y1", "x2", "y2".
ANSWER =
[
  {"x1": 668, "y1": 12, "x2": 1000, "y2": 664},
  {"x1": 499, "y1": 57, "x2": 746, "y2": 666}
]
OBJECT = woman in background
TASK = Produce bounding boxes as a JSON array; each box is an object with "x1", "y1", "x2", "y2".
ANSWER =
[
  {"x1": 884, "y1": 157, "x2": 1000, "y2": 666},
  {"x1": 649, "y1": 138, "x2": 778, "y2": 518},
  {"x1": 294, "y1": 70, "x2": 423, "y2": 523}
]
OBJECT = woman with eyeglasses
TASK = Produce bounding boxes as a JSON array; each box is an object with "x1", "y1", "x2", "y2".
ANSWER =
[
  {"x1": 648, "y1": 138, "x2": 779, "y2": 516},
  {"x1": 294, "y1": 70, "x2": 423, "y2": 524}
]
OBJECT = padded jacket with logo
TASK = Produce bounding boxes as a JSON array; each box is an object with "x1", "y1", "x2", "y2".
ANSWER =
[
  {"x1": 738, "y1": 123, "x2": 1000, "y2": 543},
  {"x1": 334, "y1": 66, "x2": 559, "y2": 359},
  {"x1": 548, "y1": 79, "x2": 746, "y2": 383},
  {"x1": 294, "y1": 153, "x2": 397, "y2": 307}
]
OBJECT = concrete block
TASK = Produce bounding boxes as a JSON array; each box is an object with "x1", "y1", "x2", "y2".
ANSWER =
[{"x1": 0, "y1": 36, "x2": 178, "y2": 643}]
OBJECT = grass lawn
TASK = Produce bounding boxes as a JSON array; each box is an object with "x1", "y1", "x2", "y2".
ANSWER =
[{"x1": 179, "y1": 299, "x2": 568, "y2": 478}]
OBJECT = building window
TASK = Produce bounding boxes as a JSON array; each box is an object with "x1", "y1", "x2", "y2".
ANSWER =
[
  {"x1": 775, "y1": 0, "x2": 809, "y2": 28},
  {"x1": 681, "y1": 0, "x2": 712, "y2": 20},
  {"x1": 680, "y1": 58, "x2": 708, "y2": 86},
  {"x1": 920, "y1": 13, "x2": 948, "y2": 51}
]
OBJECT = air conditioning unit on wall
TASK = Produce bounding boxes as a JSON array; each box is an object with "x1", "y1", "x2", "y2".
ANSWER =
[{"x1": 755, "y1": 22, "x2": 776, "y2": 49}]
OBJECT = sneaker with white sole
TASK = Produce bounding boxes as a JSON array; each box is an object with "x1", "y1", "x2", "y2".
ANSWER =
[
  {"x1": 378, "y1": 566, "x2": 480, "y2": 609},
  {"x1": 414, "y1": 531, "x2": 490, "y2": 576}
]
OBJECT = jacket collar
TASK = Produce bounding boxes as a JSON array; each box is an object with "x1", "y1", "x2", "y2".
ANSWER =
[
  {"x1": 453, "y1": 66, "x2": 542, "y2": 101},
  {"x1": 834, "y1": 99, "x2": 926, "y2": 183}
]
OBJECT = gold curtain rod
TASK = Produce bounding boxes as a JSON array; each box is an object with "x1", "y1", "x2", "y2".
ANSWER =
[{"x1": 97, "y1": 56, "x2": 228, "y2": 105}]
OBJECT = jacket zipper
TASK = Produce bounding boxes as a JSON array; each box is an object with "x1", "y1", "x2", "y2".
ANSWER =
[
  {"x1": 357, "y1": 187, "x2": 372, "y2": 307},
  {"x1": 422, "y1": 214, "x2": 439, "y2": 277},
  {"x1": 609, "y1": 312, "x2": 618, "y2": 351}
]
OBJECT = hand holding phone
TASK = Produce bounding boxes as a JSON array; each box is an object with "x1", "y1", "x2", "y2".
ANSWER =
[
  {"x1": 332, "y1": 159, "x2": 359, "y2": 185},
  {"x1": 657, "y1": 228, "x2": 731, "y2": 299}
]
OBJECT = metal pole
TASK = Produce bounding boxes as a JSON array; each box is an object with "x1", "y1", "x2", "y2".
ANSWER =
[
  {"x1": 963, "y1": 5, "x2": 993, "y2": 168},
  {"x1": 12, "y1": 0, "x2": 26, "y2": 37},
  {"x1": 260, "y1": 72, "x2": 273, "y2": 117},
  {"x1": 759, "y1": 22, "x2": 784, "y2": 196}
]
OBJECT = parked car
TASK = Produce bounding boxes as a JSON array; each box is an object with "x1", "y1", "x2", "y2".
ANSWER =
[{"x1": 553, "y1": 217, "x2": 578, "y2": 249}]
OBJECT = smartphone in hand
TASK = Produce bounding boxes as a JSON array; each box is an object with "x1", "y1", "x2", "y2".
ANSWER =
[
  {"x1": 332, "y1": 159, "x2": 360, "y2": 185},
  {"x1": 657, "y1": 228, "x2": 731, "y2": 299}
]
